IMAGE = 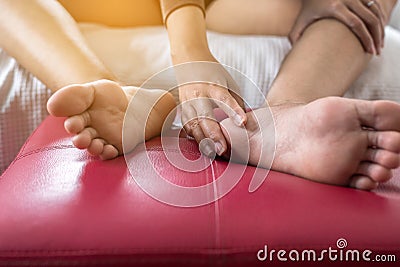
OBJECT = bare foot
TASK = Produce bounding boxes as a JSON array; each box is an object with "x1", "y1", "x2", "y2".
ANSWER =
[
  {"x1": 221, "y1": 97, "x2": 400, "y2": 190},
  {"x1": 47, "y1": 80, "x2": 176, "y2": 159}
]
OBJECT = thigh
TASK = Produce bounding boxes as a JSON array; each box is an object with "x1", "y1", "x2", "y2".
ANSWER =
[{"x1": 206, "y1": 0, "x2": 302, "y2": 36}]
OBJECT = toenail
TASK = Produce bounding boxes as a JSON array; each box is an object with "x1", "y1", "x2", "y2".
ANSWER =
[
  {"x1": 199, "y1": 138, "x2": 216, "y2": 158},
  {"x1": 215, "y1": 142, "x2": 224, "y2": 156}
]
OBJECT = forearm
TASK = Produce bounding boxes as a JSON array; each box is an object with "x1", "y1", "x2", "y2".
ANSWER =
[
  {"x1": 0, "y1": 0, "x2": 114, "y2": 92},
  {"x1": 164, "y1": 4, "x2": 214, "y2": 64}
]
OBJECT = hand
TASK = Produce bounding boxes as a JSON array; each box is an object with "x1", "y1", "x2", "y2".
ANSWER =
[
  {"x1": 290, "y1": 0, "x2": 388, "y2": 55},
  {"x1": 176, "y1": 61, "x2": 247, "y2": 157}
]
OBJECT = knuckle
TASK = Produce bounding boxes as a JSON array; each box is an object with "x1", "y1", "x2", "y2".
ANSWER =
[
  {"x1": 349, "y1": 18, "x2": 362, "y2": 29},
  {"x1": 329, "y1": 1, "x2": 341, "y2": 11},
  {"x1": 215, "y1": 91, "x2": 230, "y2": 103},
  {"x1": 183, "y1": 125, "x2": 192, "y2": 135},
  {"x1": 329, "y1": 0, "x2": 345, "y2": 12},
  {"x1": 368, "y1": 15, "x2": 379, "y2": 26},
  {"x1": 373, "y1": 1, "x2": 382, "y2": 10},
  {"x1": 190, "y1": 121, "x2": 199, "y2": 130},
  {"x1": 186, "y1": 119, "x2": 199, "y2": 130},
  {"x1": 197, "y1": 116, "x2": 207, "y2": 124},
  {"x1": 207, "y1": 130, "x2": 220, "y2": 140},
  {"x1": 197, "y1": 108, "x2": 212, "y2": 118}
]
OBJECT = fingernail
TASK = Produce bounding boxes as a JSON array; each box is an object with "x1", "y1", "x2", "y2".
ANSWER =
[
  {"x1": 234, "y1": 114, "x2": 244, "y2": 126},
  {"x1": 215, "y1": 142, "x2": 224, "y2": 156},
  {"x1": 371, "y1": 46, "x2": 376, "y2": 55},
  {"x1": 205, "y1": 144, "x2": 215, "y2": 157},
  {"x1": 201, "y1": 143, "x2": 215, "y2": 158}
]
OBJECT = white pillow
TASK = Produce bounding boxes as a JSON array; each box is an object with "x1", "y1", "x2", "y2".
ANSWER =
[
  {"x1": 390, "y1": 2, "x2": 400, "y2": 30},
  {"x1": 79, "y1": 23, "x2": 400, "y2": 108}
]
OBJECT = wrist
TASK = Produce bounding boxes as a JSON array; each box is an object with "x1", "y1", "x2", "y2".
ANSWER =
[
  {"x1": 166, "y1": 5, "x2": 214, "y2": 64},
  {"x1": 171, "y1": 45, "x2": 216, "y2": 64}
]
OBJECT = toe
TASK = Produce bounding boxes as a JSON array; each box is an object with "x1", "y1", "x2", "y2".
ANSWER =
[
  {"x1": 47, "y1": 83, "x2": 95, "y2": 117},
  {"x1": 72, "y1": 127, "x2": 98, "y2": 149},
  {"x1": 364, "y1": 148, "x2": 400, "y2": 169},
  {"x1": 87, "y1": 138, "x2": 106, "y2": 156},
  {"x1": 99, "y1": 144, "x2": 119, "y2": 160},
  {"x1": 349, "y1": 176, "x2": 379, "y2": 190},
  {"x1": 64, "y1": 112, "x2": 91, "y2": 134},
  {"x1": 355, "y1": 100, "x2": 400, "y2": 131},
  {"x1": 372, "y1": 101, "x2": 400, "y2": 131},
  {"x1": 356, "y1": 162, "x2": 392, "y2": 183},
  {"x1": 367, "y1": 131, "x2": 400, "y2": 152}
]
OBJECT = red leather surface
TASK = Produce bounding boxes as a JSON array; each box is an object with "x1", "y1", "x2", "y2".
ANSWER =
[{"x1": 1, "y1": 116, "x2": 400, "y2": 267}]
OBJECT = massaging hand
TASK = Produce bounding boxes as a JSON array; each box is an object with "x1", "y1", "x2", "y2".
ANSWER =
[
  {"x1": 290, "y1": 0, "x2": 388, "y2": 54},
  {"x1": 176, "y1": 60, "x2": 247, "y2": 157}
]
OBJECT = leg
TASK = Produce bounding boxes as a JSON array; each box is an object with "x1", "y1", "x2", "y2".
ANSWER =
[
  {"x1": 2, "y1": 1, "x2": 175, "y2": 159},
  {"x1": 212, "y1": 1, "x2": 400, "y2": 190},
  {"x1": 267, "y1": 18, "x2": 371, "y2": 105},
  {"x1": 47, "y1": 80, "x2": 176, "y2": 159},
  {"x1": 0, "y1": 0, "x2": 114, "y2": 91},
  {"x1": 221, "y1": 97, "x2": 400, "y2": 190},
  {"x1": 207, "y1": 0, "x2": 371, "y2": 103}
]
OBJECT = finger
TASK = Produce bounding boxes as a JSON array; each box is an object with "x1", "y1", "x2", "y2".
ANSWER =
[
  {"x1": 215, "y1": 65, "x2": 246, "y2": 112},
  {"x1": 333, "y1": 7, "x2": 376, "y2": 54},
  {"x1": 225, "y1": 73, "x2": 247, "y2": 112},
  {"x1": 184, "y1": 118, "x2": 217, "y2": 157},
  {"x1": 199, "y1": 118, "x2": 227, "y2": 156},
  {"x1": 190, "y1": 97, "x2": 228, "y2": 156},
  {"x1": 181, "y1": 101, "x2": 198, "y2": 137},
  {"x1": 289, "y1": 12, "x2": 316, "y2": 44},
  {"x1": 365, "y1": 0, "x2": 386, "y2": 46},
  {"x1": 369, "y1": 0, "x2": 388, "y2": 25},
  {"x1": 209, "y1": 85, "x2": 246, "y2": 127},
  {"x1": 181, "y1": 103, "x2": 208, "y2": 147},
  {"x1": 225, "y1": 75, "x2": 248, "y2": 124},
  {"x1": 347, "y1": 1, "x2": 383, "y2": 54},
  {"x1": 230, "y1": 90, "x2": 247, "y2": 119},
  {"x1": 183, "y1": 117, "x2": 205, "y2": 143}
]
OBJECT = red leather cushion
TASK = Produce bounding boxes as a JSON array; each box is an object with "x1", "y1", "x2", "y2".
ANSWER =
[{"x1": 1, "y1": 116, "x2": 400, "y2": 267}]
